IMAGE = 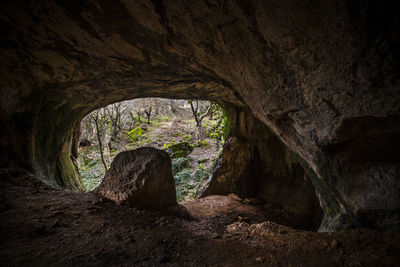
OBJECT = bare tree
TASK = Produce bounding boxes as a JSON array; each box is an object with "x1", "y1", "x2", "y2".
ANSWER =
[
  {"x1": 107, "y1": 103, "x2": 127, "y2": 148},
  {"x1": 132, "y1": 106, "x2": 145, "y2": 124},
  {"x1": 90, "y1": 109, "x2": 109, "y2": 172},
  {"x1": 143, "y1": 105, "x2": 153, "y2": 124},
  {"x1": 189, "y1": 100, "x2": 213, "y2": 140},
  {"x1": 139, "y1": 98, "x2": 158, "y2": 124}
]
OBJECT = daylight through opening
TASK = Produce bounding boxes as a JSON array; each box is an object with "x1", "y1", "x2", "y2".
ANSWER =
[{"x1": 77, "y1": 98, "x2": 229, "y2": 201}]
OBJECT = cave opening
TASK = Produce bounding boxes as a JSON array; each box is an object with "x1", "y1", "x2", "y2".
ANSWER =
[
  {"x1": 2, "y1": 0, "x2": 400, "y2": 265},
  {"x1": 72, "y1": 97, "x2": 323, "y2": 232},
  {"x1": 77, "y1": 97, "x2": 227, "y2": 201}
]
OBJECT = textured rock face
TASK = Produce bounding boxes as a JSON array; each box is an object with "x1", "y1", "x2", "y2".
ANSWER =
[
  {"x1": 202, "y1": 109, "x2": 323, "y2": 230},
  {"x1": 95, "y1": 147, "x2": 176, "y2": 209},
  {"x1": 0, "y1": 1, "x2": 399, "y2": 231}
]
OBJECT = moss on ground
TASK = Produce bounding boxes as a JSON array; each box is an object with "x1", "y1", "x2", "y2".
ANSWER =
[{"x1": 167, "y1": 141, "x2": 194, "y2": 158}]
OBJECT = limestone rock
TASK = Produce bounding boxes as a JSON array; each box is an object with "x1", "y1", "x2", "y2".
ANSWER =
[
  {"x1": 95, "y1": 147, "x2": 177, "y2": 209},
  {"x1": 201, "y1": 110, "x2": 323, "y2": 231},
  {"x1": 1, "y1": 0, "x2": 399, "y2": 231}
]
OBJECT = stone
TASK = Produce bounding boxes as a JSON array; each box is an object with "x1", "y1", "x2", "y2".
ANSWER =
[
  {"x1": 164, "y1": 204, "x2": 192, "y2": 219},
  {"x1": 95, "y1": 147, "x2": 177, "y2": 209},
  {"x1": 167, "y1": 141, "x2": 194, "y2": 158},
  {"x1": 0, "y1": 0, "x2": 399, "y2": 232},
  {"x1": 201, "y1": 111, "x2": 323, "y2": 231}
]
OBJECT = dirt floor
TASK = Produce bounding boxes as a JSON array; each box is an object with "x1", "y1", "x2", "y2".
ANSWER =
[{"x1": 1, "y1": 170, "x2": 399, "y2": 266}]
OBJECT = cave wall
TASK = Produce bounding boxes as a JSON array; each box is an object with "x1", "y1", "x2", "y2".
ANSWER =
[
  {"x1": 202, "y1": 109, "x2": 323, "y2": 230},
  {"x1": 1, "y1": 0, "x2": 399, "y2": 231}
]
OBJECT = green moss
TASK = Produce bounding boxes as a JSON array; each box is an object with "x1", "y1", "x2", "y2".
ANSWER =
[
  {"x1": 127, "y1": 126, "x2": 144, "y2": 142},
  {"x1": 151, "y1": 116, "x2": 171, "y2": 127},
  {"x1": 57, "y1": 148, "x2": 85, "y2": 192},
  {"x1": 194, "y1": 140, "x2": 209, "y2": 148},
  {"x1": 136, "y1": 136, "x2": 151, "y2": 146},
  {"x1": 173, "y1": 132, "x2": 182, "y2": 137},
  {"x1": 167, "y1": 141, "x2": 194, "y2": 158}
]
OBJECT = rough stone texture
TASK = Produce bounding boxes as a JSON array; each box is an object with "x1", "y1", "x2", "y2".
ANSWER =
[
  {"x1": 95, "y1": 147, "x2": 176, "y2": 209},
  {"x1": 0, "y1": 1, "x2": 399, "y2": 231},
  {"x1": 201, "y1": 109, "x2": 323, "y2": 230}
]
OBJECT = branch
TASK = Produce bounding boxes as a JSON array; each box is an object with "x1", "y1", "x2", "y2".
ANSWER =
[
  {"x1": 199, "y1": 103, "x2": 213, "y2": 120},
  {"x1": 189, "y1": 100, "x2": 199, "y2": 122}
]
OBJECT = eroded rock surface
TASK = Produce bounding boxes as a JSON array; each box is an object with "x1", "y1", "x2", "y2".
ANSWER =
[
  {"x1": 95, "y1": 147, "x2": 176, "y2": 209},
  {"x1": 202, "y1": 109, "x2": 323, "y2": 230},
  {"x1": 1, "y1": 0, "x2": 399, "y2": 231}
]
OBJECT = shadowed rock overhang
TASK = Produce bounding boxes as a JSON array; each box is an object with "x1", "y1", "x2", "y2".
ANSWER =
[{"x1": 0, "y1": 0, "x2": 399, "y2": 231}]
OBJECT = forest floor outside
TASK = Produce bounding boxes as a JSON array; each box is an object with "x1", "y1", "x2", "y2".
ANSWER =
[
  {"x1": 0, "y1": 173, "x2": 399, "y2": 266},
  {"x1": 79, "y1": 112, "x2": 224, "y2": 201}
]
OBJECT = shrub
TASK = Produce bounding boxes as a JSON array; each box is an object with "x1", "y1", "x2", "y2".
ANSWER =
[
  {"x1": 209, "y1": 106, "x2": 230, "y2": 143},
  {"x1": 174, "y1": 168, "x2": 192, "y2": 185},
  {"x1": 81, "y1": 171, "x2": 100, "y2": 191},
  {"x1": 171, "y1": 158, "x2": 191, "y2": 176},
  {"x1": 174, "y1": 168, "x2": 194, "y2": 201},
  {"x1": 194, "y1": 168, "x2": 208, "y2": 181}
]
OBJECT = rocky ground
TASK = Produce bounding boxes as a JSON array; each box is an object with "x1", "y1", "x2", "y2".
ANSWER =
[{"x1": 1, "y1": 172, "x2": 399, "y2": 266}]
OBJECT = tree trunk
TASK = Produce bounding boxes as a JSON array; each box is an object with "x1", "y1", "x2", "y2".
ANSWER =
[
  {"x1": 196, "y1": 121, "x2": 205, "y2": 140},
  {"x1": 144, "y1": 109, "x2": 152, "y2": 124},
  {"x1": 94, "y1": 113, "x2": 108, "y2": 172},
  {"x1": 190, "y1": 100, "x2": 207, "y2": 140}
]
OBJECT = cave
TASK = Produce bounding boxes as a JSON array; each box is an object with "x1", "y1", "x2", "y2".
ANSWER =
[{"x1": 1, "y1": 0, "x2": 399, "y2": 265}]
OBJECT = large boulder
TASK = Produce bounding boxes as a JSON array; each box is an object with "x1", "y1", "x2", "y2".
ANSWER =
[{"x1": 95, "y1": 147, "x2": 177, "y2": 209}]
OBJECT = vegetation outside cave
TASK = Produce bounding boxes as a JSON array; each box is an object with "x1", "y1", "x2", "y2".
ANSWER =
[{"x1": 77, "y1": 98, "x2": 230, "y2": 201}]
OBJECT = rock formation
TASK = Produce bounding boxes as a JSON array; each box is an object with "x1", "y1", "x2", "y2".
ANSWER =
[
  {"x1": 201, "y1": 109, "x2": 323, "y2": 230},
  {"x1": 0, "y1": 0, "x2": 399, "y2": 231},
  {"x1": 95, "y1": 147, "x2": 176, "y2": 209}
]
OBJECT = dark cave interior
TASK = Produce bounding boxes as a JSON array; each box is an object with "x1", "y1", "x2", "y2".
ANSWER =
[{"x1": 0, "y1": 0, "x2": 399, "y2": 265}]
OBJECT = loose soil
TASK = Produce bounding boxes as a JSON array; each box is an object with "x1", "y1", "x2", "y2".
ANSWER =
[{"x1": 1, "y1": 170, "x2": 399, "y2": 266}]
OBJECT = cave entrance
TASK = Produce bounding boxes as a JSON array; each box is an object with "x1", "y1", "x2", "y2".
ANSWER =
[
  {"x1": 77, "y1": 98, "x2": 323, "y2": 231},
  {"x1": 77, "y1": 97, "x2": 229, "y2": 201}
]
